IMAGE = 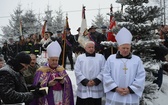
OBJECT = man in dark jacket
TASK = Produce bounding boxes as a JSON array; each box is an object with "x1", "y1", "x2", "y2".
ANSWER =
[
  {"x1": 63, "y1": 28, "x2": 75, "y2": 70},
  {"x1": 88, "y1": 26, "x2": 102, "y2": 53},
  {"x1": 8, "y1": 37, "x2": 17, "y2": 58},
  {"x1": 0, "y1": 52, "x2": 46, "y2": 105},
  {"x1": 1, "y1": 41, "x2": 9, "y2": 62},
  {"x1": 22, "y1": 53, "x2": 40, "y2": 85},
  {"x1": 99, "y1": 25, "x2": 109, "y2": 59}
]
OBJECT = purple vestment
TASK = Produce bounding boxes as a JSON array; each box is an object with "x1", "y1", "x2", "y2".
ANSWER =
[{"x1": 30, "y1": 65, "x2": 74, "y2": 105}]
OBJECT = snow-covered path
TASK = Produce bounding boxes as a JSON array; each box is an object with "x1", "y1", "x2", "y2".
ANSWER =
[{"x1": 153, "y1": 74, "x2": 168, "y2": 105}]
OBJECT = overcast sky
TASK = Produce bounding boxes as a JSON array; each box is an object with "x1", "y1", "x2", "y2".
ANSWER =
[{"x1": 0, "y1": 0, "x2": 121, "y2": 35}]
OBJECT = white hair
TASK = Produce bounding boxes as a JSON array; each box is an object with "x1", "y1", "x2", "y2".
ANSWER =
[{"x1": 84, "y1": 41, "x2": 95, "y2": 48}]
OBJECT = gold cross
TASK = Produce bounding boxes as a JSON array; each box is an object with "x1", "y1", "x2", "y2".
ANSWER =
[{"x1": 123, "y1": 64, "x2": 128, "y2": 74}]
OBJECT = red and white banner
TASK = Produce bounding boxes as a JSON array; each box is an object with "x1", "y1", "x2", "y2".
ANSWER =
[{"x1": 107, "y1": 4, "x2": 117, "y2": 42}]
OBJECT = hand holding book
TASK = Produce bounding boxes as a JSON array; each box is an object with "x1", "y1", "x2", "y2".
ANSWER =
[
  {"x1": 54, "y1": 74, "x2": 68, "y2": 81},
  {"x1": 31, "y1": 87, "x2": 48, "y2": 98},
  {"x1": 47, "y1": 74, "x2": 68, "y2": 86}
]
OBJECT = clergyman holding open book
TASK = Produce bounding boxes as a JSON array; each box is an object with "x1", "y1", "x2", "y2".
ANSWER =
[{"x1": 30, "y1": 41, "x2": 74, "y2": 105}]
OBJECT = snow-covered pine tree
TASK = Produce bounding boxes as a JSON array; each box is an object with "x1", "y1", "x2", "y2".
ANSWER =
[
  {"x1": 2, "y1": 4, "x2": 23, "y2": 37},
  {"x1": 92, "y1": 8, "x2": 106, "y2": 29},
  {"x1": 114, "y1": 0, "x2": 163, "y2": 104},
  {"x1": 22, "y1": 9, "x2": 38, "y2": 35},
  {"x1": 36, "y1": 12, "x2": 43, "y2": 35},
  {"x1": 44, "y1": 5, "x2": 54, "y2": 33},
  {"x1": 52, "y1": 6, "x2": 64, "y2": 32},
  {"x1": 2, "y1": 4, "x2": 40, "y2": 37},
  {"x1": 1, "y1": 26, "x2": 13, "y2": 38},
  {"x1": 152, "y1": 0, "x2": 168, "y2": 24}
]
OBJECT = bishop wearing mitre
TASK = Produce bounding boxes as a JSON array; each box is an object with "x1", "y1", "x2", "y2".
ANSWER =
[{"x1": 103, "y1": 27, "x2": 146, "y2": 105}]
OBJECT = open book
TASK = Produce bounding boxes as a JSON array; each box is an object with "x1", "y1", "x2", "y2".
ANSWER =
[
  {"x1": 54, "y1": 74, "x2": 68, "y2": 81},
  {"x1": 30, "y1": 87, "x2": 49, "y2": 94}
]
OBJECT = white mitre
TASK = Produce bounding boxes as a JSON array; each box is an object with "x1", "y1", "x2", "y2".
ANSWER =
[
  {"x1": 115, "y1": 27, "x2": 133, "y2": 46},
  {"x1": 47, "y1": 41, "x2": 62, "y2": 57}
]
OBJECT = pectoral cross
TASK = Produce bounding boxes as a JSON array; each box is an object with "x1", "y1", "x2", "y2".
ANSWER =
[{"x1": 123, "y1": 64, "x2": 128, "y2": 74}]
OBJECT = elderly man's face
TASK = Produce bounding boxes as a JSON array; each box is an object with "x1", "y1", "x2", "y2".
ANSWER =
[
  {"x1": 48, "y1": 57, "x2": 59, "y2": 68},
  {"x1": 118, "y1": 44, "x2": 131, "y2": 57},
  {"x1": 85, "y1": 43, "x2": 95, "y2": 54}
]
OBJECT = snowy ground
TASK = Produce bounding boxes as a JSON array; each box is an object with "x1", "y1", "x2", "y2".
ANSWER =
[{"x1": 152, "y1": 74, "x2": 168, "y2": 105}]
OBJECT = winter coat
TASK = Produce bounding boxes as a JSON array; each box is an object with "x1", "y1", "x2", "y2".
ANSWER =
[
  {"x1": 8, "y1": 43, "x2": 18, "y2": 57},
  {"x1": 89, "y1": 31, "x2": 102, "y2": 52},
  {"x1": 23, "y1": 63, "x2": 40, "y2": 85},
  {"x1": 66, "y1": 34, "x2": 75, "y2": 52},
  {"x1": 24, "y1": 41, "x2": 33, "y2": 54},
  {"x1": 32, "y1": 43, "x2": 42, "y2": 55},
  {"x1": 0, "y1": 65, "x2": 34, "y2": 105}
]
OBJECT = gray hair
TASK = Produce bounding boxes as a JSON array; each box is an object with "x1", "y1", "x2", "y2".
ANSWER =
[{"x1": 84, "y1": 41, "x2": 95, "y2": 48}]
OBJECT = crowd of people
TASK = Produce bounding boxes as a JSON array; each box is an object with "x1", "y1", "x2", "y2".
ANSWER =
[
  {"x1": 0, "y1": 33, "x2": 42, "y2": 62},
  {"x1": 0, "y1": 27, "x2": 147, "y2": 105},
  {"x1": 0, "y1": 25, "x2": 117, "y2": 70}
]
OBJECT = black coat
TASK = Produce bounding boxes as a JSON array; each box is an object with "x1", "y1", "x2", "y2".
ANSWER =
[
  {"x1": 65, "y1": 34, "x2": 75, "y2": 52},
  {"x1": 8, "y1": 43, "x2": 18, "y2": 57},
  {"x1": 24, "y1": 41, "x2": 33, "y2": 54},
  {"x1": 32, "y1": 43, "x2": 42, "y2": 55},
  {"x1": 0, "y1": 65, "x2": 34, "y2": 104},
  {"x1": 1, "y1": 45, "x2": 9, "y2": 61},
  {"x1": 89, "y1": 31, "x2": 102, "y2": 52}
]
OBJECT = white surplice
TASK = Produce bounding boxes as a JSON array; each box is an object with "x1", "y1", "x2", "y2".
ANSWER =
[
  {"x1": 74, "y1": 53, "x2": 106, "y2": 98},
  {"x1": 103, "y1": 54, "x2": 146, "y2": 105}
]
